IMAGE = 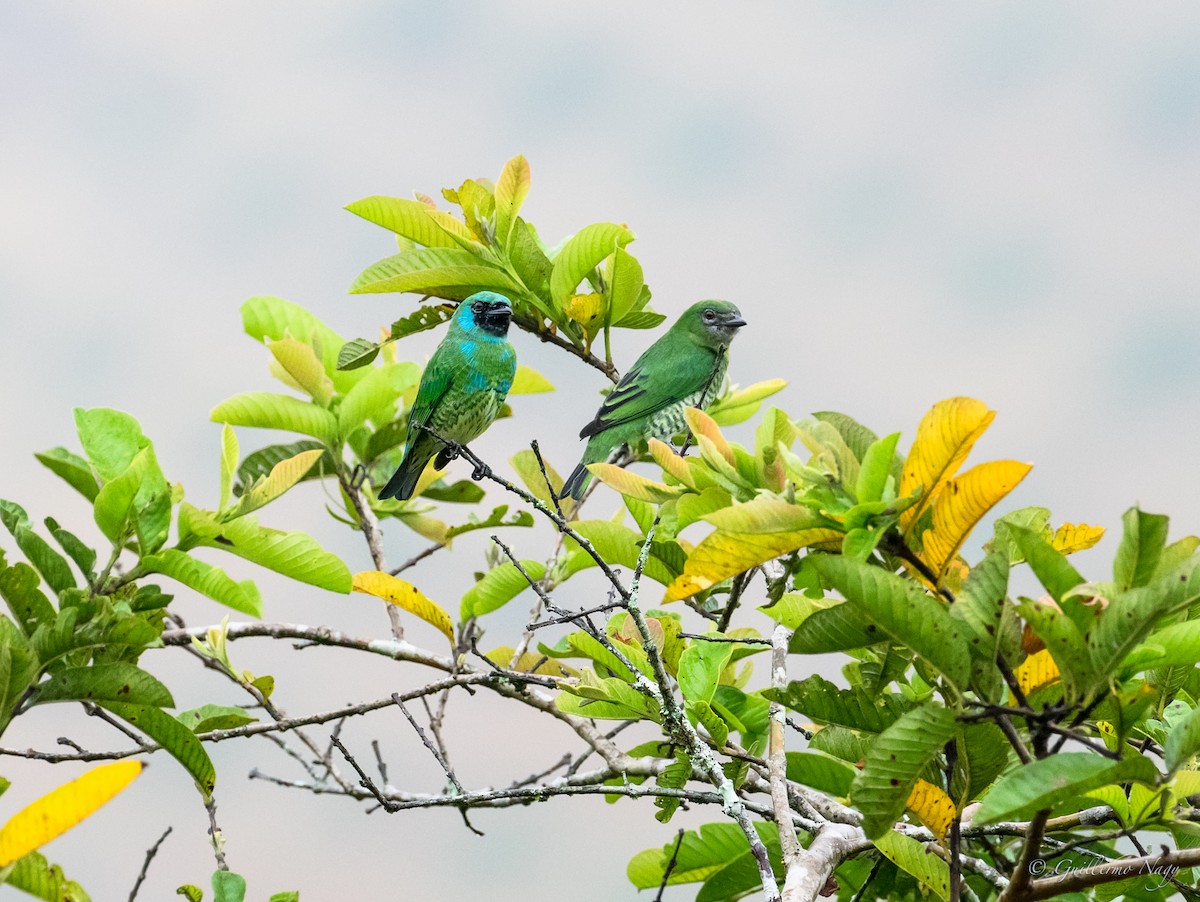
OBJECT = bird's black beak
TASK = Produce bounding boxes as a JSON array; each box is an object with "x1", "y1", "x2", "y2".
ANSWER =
[{"x1": 727, "y1": 317, "x2": 747, "y2": 328}]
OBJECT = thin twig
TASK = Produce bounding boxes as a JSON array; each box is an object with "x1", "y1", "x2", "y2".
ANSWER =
[
  {"x1": 330, "y1": 735, "x2": 398, "y2": 813},
  {"x1": 390, "y1": 541, "x2": 446, "y2": 576},
  {"x1": 654, "y1": 829, "x2": 686, "y2": 902},
  {"x1": 392, "y1": 693, "x2": 464, "y2": 795},
  {"x1": 205, "y1": 796, "x2": 228, "y2": 871},
  {"x1": 128, "y1": 826, "x2": 172, "y2": 902}
]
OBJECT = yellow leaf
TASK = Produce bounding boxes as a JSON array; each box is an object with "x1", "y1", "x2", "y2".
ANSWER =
[
  {"x1": 918, "y1": 460, "x2": 1032, "y2": 581},
  {"x1": 0, "y1": 760, "x2": 144, "y2": 866},
  {"x1": 900, "y1": 398, "x2": 995, "y2": 532},
  {"x1": 588, "y1": 464, "x2": 684, "y2": 504},
  {"x1": 648, "y1": 438, "x2": 696, "y2": 488},
  {"x1": 268, "y1": 338, "x2": 333, "y2": 406},
  {"x1": 1015, "y1": 649, "x2": 1060, "y2": 695},
  {"x1": 509, "y1": 364, "x2": 555, "y2": 394},
  {"x1": 424, "y1": 208, "x2": 479, "y2": 245},
  {"x1": 234, "y1": 449, "x2": 325, "y2": 517},
  {"x1": 1052, "y1": 522, "x2": 1106, "y2": 555},
  {"x1": 684, "y1": 408, "x2": 734, "y2": 465},
  {"x1": 665, "y1": 528, "x2": 841, "y2": 601},
  {"x1": 564, "y1": 293, "x2": 605, "y2": 333},
  {"x1": 494, "y1": 154, "x2": 531, "y2": 239},
  {"x1": 352, "y1": 571, "x2": 454, "y2": 644},
  {"x1": 906, "y1": 778, "x2": 956, "y2": 841}
]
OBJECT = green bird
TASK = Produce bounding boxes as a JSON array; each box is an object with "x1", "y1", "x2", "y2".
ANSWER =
[
  {"x1": 562, "y1": 300, "x2": 747, "y2": 500},
  {"x1": 378, "y1": 292, "x2": 517, "y2": 501}
]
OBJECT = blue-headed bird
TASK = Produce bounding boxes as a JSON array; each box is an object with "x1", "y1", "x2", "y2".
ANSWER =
[{"x1": 378, "y1": 292, "x2": 517, "y2": 501}]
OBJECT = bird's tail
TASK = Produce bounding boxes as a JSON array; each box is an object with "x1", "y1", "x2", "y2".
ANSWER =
[
  {"x1": 378, "y1": 431, "x2": 441, "y2": 501},
  {"x1": 562, "y1": 439, "x2": 606, "y2": 500}
]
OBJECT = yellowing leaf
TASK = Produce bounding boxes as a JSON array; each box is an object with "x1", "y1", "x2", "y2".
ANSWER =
[
  {"x1": 268, "y1": 338, "x2": 333, "y2": 406},
  {"x1": 352, "y1": 571, "x2": 454, "y2": 643},
  {"x1": 683, "y1": 408, "x2": 733, "y2": 465},
  {"x1": 494, "y1": 154, "x2": 531, "y2": 242},
  {"x1": 232, "y1": 449, "x2": 324, "y2": 518},
  {"x1": 900, "y1": 398, "x2": 995, "y2": 532},
  {"x1": 564, "y1": 293, "x2": 605, "y2": 332},
  {"x1": 702, "y1": 496, "x2": 825, "y2": 534},
  {"x1": 906, "y1": 778, "x2": 956, "y2": 841},
  {"x1": 1015, "y1": 648, "x2": 1060, "y2": 695},
  {"x1": 0, "y1": 760, "x2": 144, "y2": 866},
  {"x1": 707, "y1": 379, "x2": 788, "y2": 427},
  {"x1": 484, "y1": 646, "x2": 570, "y2": 676},
  {"x1": 509, "y1": 364, "x2": 555, "y2": 394},
  {"x1": 1052, "y1": 522, "x2": 1106, "y2": 555},
  {"x1": 648, "y1": 438, "x2": 695, "y2": 487},
  {"x1": 588, "y1": 464, "x2": 684, "y2": 504},
  {"x1": 665, "y1": 528, "x2": 841, "y2": 601},
  {"x1": 918, "y1": 460, "x2": 1032, "y2": 581}
]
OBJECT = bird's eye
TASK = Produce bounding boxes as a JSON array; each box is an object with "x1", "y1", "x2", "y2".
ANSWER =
[
  {"x1": 471, "y1": 302, "x2": 485, "y2": 314},
  {"x1": 703, "y1": 309, "x2": 716, "y2": 322}
]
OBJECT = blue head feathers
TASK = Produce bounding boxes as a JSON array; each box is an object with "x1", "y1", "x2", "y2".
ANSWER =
[{"x1": 454, "y1": 291, "x2": 513, "y2": 339}]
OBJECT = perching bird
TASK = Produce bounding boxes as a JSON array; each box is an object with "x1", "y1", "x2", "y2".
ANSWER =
[
  {"x1": 562, "y1": 300, "x2": 747, "y2": 499},
  {"x1": 377, "y1": 291, "x2": 517, "y2": 501}
]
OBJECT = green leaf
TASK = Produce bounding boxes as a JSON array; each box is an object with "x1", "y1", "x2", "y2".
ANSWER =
[
  {"x1": 812, "y1": 556, "x2": 970, "y2": 691},
  {"x1": 211, "y1": 869, "x2": 247, "y2": 902},
  {"x1": 605, "y1": 246, "x2": 644, "y2": 325},
  {"x1": 786, "y1": 751, "x2": 856, "y2": 796},
  {"x1": 549, "y1": 223, "x2": 635, "y2": 310},
  {"x1": 34, "y1": 662, "x2": 174, "y2": 707},
  {"x1": 507, "y1": 218, "x2": 554, "y2": 309},
  {"x1": 564, "y1": 520, "x2": 682, "y2": 587},
  {"x1": 227, "y1": 449, "x2": 324, "y2": 520},
  {"x1": 336, "y1": 337, "x2": 379, "y2": 371},
  {"x1": 337, "y1": 362, "x2": 421, "y2": 438},
  {"x1": 509, "y1": 449, "x2": 564, "y2": 507},
  {"x1": 73, "y1": 408, "x2": 147, "y2": 483},
  {"x1": 811, "y1": 411, "x2": 880, "y2": 462},
  {"x1": 349, "y1": 248, "x2": 517, "y2": 298},
  {"x1": 678, "y1": 638, "x2": 735, "y2": 704},
  {"x1": 240, "y1": 296, "x2": 359, "y2": 391},
  {"x1": 210, "y1": 392, "x2": 338, "y2": 444},
  {"x1": 627, "y1": 822, "x2": 781, "y2": 895},
  {"x1": 853, "y1": 704, "x2": 956, "y2": 838},
  {"x1": 268, "y1": 894, "x2": 300, "y2": 902},
  {"x1": 1017, "y1": 595, "x2": 1098, "y2": 700},
  {"x1": 0, "y1": 563, "x2": 57, "y2": 636},
  {"x1": 45, "y1": 519, "x2": 98, "y2": 580},
  {"x1": 92, "y1": 445, "x2": 171, "y2": 554},
  {"x1": 614, "y1": 310, "x2": 667, "y2": 329},
  {"x1": 765, "y1": 675, "x2": 913, "y2": 733},
  {"x1": 1090, "y1": 586, "x2": 1181, "y2": 690},
  {"x1": 874, "y1": 831, "x2": 951, "y2": 901},
  {"x1": 5, "y1": 850, "x2": 91, "y2": 902},
  {"x1": 856, "y1": 433, "x2": 901, "y2": 503},
  {"x1": 706, "y1": 380, "x2": 789, "y2": 428},
  {"x1": 1008, "y1": 525, "x2": 1084, "y2": 604},
  {"x1": 103, "y1": 701, "x2": 217, "y2": 797},
  {"x1": 1114, "y1": 507, "x2": 1170, "y2": 590},
  {"x1": 444, "y1": 506, "x2": 533, "y2": 541},
  {"x1": 973, "y1": 753, "x2": 1160, "y2": 824},
  {"x1": 33, "y1": 448, "x2": 100, "y2": 502},
  {"x1": 0, "y1": 505, "x2": 75, "y2": 595},
  {"x1": 1166, "y1": 704, "x2": 1200, "y2": 771},
  {"x1": 176, "y1": 704, "x2": 257, "y2": 734},
  {"x1": 788, "y1": 601, "x2": 879, "y2": 654},
  {"x1": 179, "y1": 506, "x2": 351, "y2": 593},
  {"x1": 176, "y1": 885, "x2": 203, "y2": 901},
  {"x1": 420, "y1": 479, "x2": 484, "y2": 504},
  {"x1": 556, "y1": 670, "x2": 660, "y2": 722},
  {"x1": 460, "y1": 561, "x2": 545, "y2": 619},
  {"x1": 345, "y1": 195, "x2": 460, "y2": 248},
  {"x1": 387, "y1": 304, "x2": 456, "y2": 340},
  {"x1": 219, "y1": 424, "x2": 238, "y2": 512},
  {"x1": 142, "y1": 550, "x2": 263, "y2": 617},
  {"x1": 0, "y1": 622, "x2": 39, "y2": 734},
  {"x1": 951, "y1": 723, "x2": 1010, "y2": 803}
]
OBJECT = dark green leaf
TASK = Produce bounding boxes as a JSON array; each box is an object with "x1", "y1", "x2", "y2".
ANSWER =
[
  {"x1": 444, "y1": 505, "x2": 534, "y2": 540},
  {"x1": 1114, "y1": 507, "x2": 1170, "y2": 590},
  {"x1": 177, "y1": 704, "x2": 258, "y2": 734},
  {"x1": 234, "y1": 441, "x2": 327, "y2": 497},
  {"x1": 336, "y1": 338, "x2": 379, "y2": 371},
  {"x1": 44, "y1": 518, "x2": 98, "y2": 579},
  {"x1": 613, "y1": 310, "x2": 667, "y2": 329},
  {"x1": 33, "y1": 447, "x2": 100, "y2": 502},
  {"x1": 388, "y1": 304, "x2": 456, "y2": 340},
  {"x1": 1166, "y1": 704, "x2": 1200, "y2": 771},
  {"x1": 812, "y1": 411, "x2": 881, "y2": 463},
  {"x1": 34, "y1": 662, "x2": 174, "y2": 708},
  {"x1": 421, "y1": 479, "x2": 485, "y2": 504},
  {"x1": 813, "y1": 556, "x2": 970, "y2": 690},
  {"x1": 786, "y1": 751, "x2": 856, "y2": 796},
  {"x1": 1008, "y1": 525, "x2": 1085, "y2": 606},
  {"x1": 0, "y1": 562, "x2": 56, "y2": 636},
  {"x1": 789, "y1": 601, "x2": 880, "y2": 654},
  {"x1": 103, "y1": 701, "x2": 217, "y2": 797},
  {"x1": 765, "y1": 674, "x2": 913, "y2": 733},
  {"x1": 5, "y1": 850, "x2": 91, "y2": 902},
  {"x1": 950, "y1": 723, "x2": 1010, "y2": 803},
  {"x1": 1017, "y1": 595, "x2": 1098, "y2": 700},
  {"x1": 973, "y1": 753, "x2": 1160, "y2": 824},
  {"x1": 853, "y1": 704, "x2": 956, "y2": 838}
]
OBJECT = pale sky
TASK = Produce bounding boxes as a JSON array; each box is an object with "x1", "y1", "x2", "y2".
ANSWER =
[{"x1": 2, "y1": 3, "x2": 1200, "y2": 899}]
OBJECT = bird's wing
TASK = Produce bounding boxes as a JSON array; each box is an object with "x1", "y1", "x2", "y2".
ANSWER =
[
  {"x1": 579, "y1": 345, "x2": 719, "y2": 439},
  {"x1": 408, "y1": 343, "x2": 459, "y2": 433}
]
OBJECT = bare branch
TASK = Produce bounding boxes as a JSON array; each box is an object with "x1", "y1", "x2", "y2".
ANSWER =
[{"x1": 128, "y1": 826, "x2": 172, "y2": 902}]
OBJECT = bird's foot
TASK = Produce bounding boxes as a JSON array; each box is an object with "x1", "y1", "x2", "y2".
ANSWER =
[
  {"x1": 349, "y1": 463, "x2": 368, "y2": 490},
  {"x1": 470, "y1": 460, "x2": 492, "y2": 481},
  {"x1": 443, "y1": 442, "x2": 464, "y2": 462}
]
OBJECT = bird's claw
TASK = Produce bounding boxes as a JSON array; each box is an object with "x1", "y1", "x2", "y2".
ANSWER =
[
  {"x1": 444, "y1": 442, "x2": 463, "y2": 462},
  {"x1": 471, "y1": 461, "x2": 492, "y2": 481}
]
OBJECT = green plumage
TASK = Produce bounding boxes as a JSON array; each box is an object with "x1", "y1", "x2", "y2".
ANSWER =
[
  {"x1": 562, "y1": 300, "x2": 747, "y2": 499},
  {"x1": 379, "y1": 292, "x2": 516, "y2": 501}
]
